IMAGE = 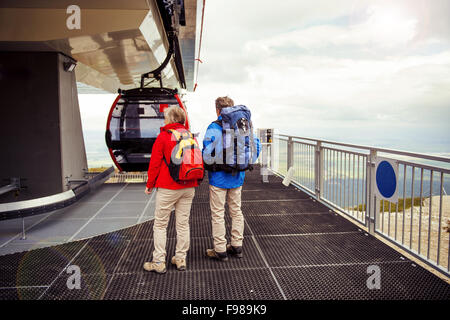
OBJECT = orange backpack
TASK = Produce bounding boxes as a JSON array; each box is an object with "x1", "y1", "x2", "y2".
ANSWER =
[{"x1": 163, "y1": 129, "x2": 204, "y2": 183}]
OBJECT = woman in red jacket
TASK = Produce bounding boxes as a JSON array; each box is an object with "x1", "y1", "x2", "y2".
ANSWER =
[{"x1": 143, "y1": 106, "x2": 198, "y2": 274}]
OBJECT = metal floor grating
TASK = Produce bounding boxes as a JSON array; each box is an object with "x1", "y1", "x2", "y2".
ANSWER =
[
  {"x1": 134, "y1": 213, "x2": 252, "y2": 241},
  {"x1": 104, "y1": 268, "x2": 285, "y2": 300},
  {"x1": 0, "y1": 169, "x2": 449, "y2": 300},
  {"x1": 244, "y1": 211, "x2": 360, "y2": 236},
  {"x1": 255, "y1": 232, "x2": 406, "y2": 267},
  {"x1": 41, "y1": 273, "x2": 112, "y2": 300},
  {"x1": 0, "y1": 240, "x2": 88, "y2": 288},
  {"x1": 69, "y1": 239, "x2": 131, "y2": 275},
  {"x1": 273, "y1": 262, "x2": 450, "y2": 300},
  {"x1": 241, "y1": 188, "x2": 310, "y2": 200},
  {"x1": 241, "y1": 199, "x2": 330, "y2": 216},
  {"x1": 0, "y1": 287, "x2": 47, "y2": 300}
]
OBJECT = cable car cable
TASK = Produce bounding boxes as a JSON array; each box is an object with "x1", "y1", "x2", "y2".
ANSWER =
[{"x1": 194, "y1": 0, "x2": 206, "y2": 92}]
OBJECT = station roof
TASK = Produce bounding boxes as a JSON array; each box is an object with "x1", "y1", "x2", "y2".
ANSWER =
[{"x1": 0, "y1": 0, "x2": 201, "y2": 93}]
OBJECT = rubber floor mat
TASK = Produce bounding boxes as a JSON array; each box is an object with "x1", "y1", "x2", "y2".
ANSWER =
[{"x1": 273, "y1": 262, "x2": 450, "y2": 300}]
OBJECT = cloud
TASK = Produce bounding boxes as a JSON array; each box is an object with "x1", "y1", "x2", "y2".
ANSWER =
[
  {"x1": 187, "y1": 0, "x2": 450, "y2": 153},
  {"x1": 79, "y1": 0, "x2": 450, "y2": 156},
  {"x1": 79, "y1": 94, "x2": 116, "y2": 131}
]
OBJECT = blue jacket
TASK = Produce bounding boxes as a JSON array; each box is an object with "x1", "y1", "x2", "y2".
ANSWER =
[{"x1": 202, "y1": 116, "x2": 261, "y2": 189}]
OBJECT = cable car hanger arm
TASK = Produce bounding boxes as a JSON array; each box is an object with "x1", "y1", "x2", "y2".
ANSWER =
[{"x1": 140, "y1": 32, "x2": 176, "y2": 89}]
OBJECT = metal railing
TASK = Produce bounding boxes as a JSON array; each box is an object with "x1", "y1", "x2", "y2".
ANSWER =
[
  {"x1": 268, "y1": 134, "x2": 450, "y2": 277},
  {"x1": 0, "y1": 167, "x2": 115, "y2": 221},
  {"x1": 0, "y1": 178, "x2": 22, "y2": 196},
  {"x1": 0, "y1": 167, "x2": 114, "y2": 239}
]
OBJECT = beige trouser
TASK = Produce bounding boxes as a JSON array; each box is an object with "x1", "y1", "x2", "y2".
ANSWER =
[
  {"x1": 152, "y1": 187, "x2": 195, "y2": 263},
  {"x1": 209, "y1": 185, "x2": 244, "y2": 253}
]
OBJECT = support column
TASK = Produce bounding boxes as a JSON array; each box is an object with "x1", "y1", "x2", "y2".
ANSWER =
[{"x1": 0, "y1": 51, "x2": 87, "y2": 202}]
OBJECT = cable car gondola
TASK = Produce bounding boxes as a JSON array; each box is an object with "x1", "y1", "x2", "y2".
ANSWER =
[{"x1": 105, "y1": 87, "x2": 189, "y2": 172}]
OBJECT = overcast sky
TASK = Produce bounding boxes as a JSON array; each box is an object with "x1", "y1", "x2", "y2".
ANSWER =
[{"x1": 80, "y1": 0, "x2": 450, "y2": 158}]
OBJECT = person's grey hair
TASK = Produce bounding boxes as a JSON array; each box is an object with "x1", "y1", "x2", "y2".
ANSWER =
[{"x1": 164, "y1": 106, "x2": 186, "y2": 125}]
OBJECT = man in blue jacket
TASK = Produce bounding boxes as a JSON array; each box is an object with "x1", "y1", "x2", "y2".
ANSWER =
[{"x1": 202, "y1": 96, "x2": 261, "y2": 261}]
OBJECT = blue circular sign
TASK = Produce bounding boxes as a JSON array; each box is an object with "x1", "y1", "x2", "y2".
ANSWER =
[{"x1": 376, "y1": 160, "x2": 397, "y2": 198}]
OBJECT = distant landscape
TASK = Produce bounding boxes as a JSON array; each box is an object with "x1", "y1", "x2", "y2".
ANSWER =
[{"x1": 83, "y1": 130, "x2": 114, "y2": 168}]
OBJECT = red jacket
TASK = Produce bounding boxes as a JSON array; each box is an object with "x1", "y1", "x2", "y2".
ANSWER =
[{"x1": 146, "y1": 123, "x2": 199, "y2": 190}]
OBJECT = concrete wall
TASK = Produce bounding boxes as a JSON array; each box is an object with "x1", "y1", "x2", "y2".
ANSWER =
[{"x1": 0, "y1": 52, "x2": 87, "y2": 203}]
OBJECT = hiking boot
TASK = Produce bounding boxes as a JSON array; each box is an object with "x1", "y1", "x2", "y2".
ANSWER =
[
  {"x1": 206, "y1": 248, "x2": 228, "y2": 261},
  {"x1": 171, "y1": 256, "x2": 186, "y2": 271},
  {"x1": 143, "y1": 261, "x2": 166, "y2": 274},
  {"x1": 226, "y1": 244, "x2": 243, "y2": 258}
]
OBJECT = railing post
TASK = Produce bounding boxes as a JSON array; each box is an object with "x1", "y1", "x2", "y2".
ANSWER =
[
  {"x1": 287, "y1": 137, "x2": 294, "y2": 172},
  {"x1": 21, "y1": 218, "x2": 26, "y2": 240},
  {"x1": 315, "y1": 142, "x2": 323, "y2": 200},
  {"x1": 257, "y1": 128, "x2": 274, "y2": 182},
  {"x1": 268, "y1": 143, "x2": 273, "y2": 170},
  {"x1": 261, "y1": 143, "x2": 269, "y2": 183},
  {"x1": 367, "y1": 149, "x2": 377, "y2": 234}
]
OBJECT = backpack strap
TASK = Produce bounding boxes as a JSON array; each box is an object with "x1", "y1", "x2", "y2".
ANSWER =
[
  {"x1": 162, "y1": 154, "x2": 170, "y2": 168},
  {"x1": 168, "y1": 128, "x2": 193, "y2": 140},
  {"x1": 168, "y1": 129, "x2": 182, "y2": 141},
  {"x1": 163, "y1": 129, "x2": 182, "y2": 169}
]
